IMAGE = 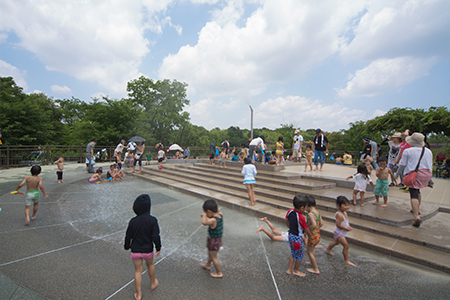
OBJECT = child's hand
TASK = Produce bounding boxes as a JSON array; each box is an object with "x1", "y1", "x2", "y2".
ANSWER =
[
  {"x1": 155, "y1": 251, "x2": 160, "y2": 257},
  {"x1": 200, "y1": 213, "x2": 206, "y2": 218},
  {"x1": 346, "y1": 226, "x2": 352, "y2": 231},
  {"x1": 44, "y1": 194, "x2": 49, "y2": 198}
]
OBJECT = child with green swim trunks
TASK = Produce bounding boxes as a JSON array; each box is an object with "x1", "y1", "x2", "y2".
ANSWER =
[
  {"x1": 14, "y1": 166, "x2": 49, "y2": 225},
  {"x1": 372, "y1": 157, "x2": 397, "y2": 208}
]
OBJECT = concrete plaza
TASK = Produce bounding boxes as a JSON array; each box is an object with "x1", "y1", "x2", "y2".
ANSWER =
[{"x1": 0, "y1": 162, "x2": 449, "y2": 300}]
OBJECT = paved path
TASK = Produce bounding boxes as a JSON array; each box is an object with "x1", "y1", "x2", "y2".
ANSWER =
[{"x1": 1, "y1": 163, "x2": 450, "y2": 300}]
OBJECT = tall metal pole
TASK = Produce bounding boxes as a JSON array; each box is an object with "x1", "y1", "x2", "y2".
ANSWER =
[{"x1": 249, "y1": 105, "x2": 253, "y2": 140}]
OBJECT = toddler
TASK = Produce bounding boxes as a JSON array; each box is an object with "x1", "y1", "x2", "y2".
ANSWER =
[
  {"x1": 305, "y1": 196, "x2": 323, "y2": 275},
  {"x1": 304, "y1": 145, "x2": 313, "y2": 172},
  {"x1": 124, "y1": 194, "x2": 161, "y2": 299},
  {"x1": 220, "y1": 148, "x2": 227, "y2": 168},
  {"x1": 200, "y1": 199, "x2": 223, "y2": 278},
  {"x1": 275, "y1": 136, "x2": 284, "y2": 166},
  {"x1": 347, "y1": 164, "x2": 374, "y2": 206},
  {"x1": 54, "y1": 156, "x2": 65, "y2": 183},
  {"x1": 372, "y1": 157, "x2": 397, "y2": 207},
  {"x1": 241, "y1": 157, "x2": 257, "y2": 205},
  {"x1": 89, "y1": 168, "x2": 104, "y2": 183}
]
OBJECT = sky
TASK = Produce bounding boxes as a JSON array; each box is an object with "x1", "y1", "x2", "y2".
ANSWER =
[{"x1": 0, "y1": 0, "x2": 449, "y2": 132}]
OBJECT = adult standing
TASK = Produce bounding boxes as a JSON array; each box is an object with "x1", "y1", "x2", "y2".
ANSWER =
[
  {"x1": 249, "y1": 136, "x2": 265, "y2": 163},
  {"x1": 369, "y1": 138, "x2": 379, "y2": 168},
  {"x1": 209, "y1": 139, "x2": 216, "y2": 165},
  {"x1": 381, "y1": 132, "x2": 402, "y2": 186},
  {"x1": 396, "y1": 133, "x2": 432, "y2": 228},
  {"x1": 222, "y1": 138, "x2": 230, "y2": 157},
  {"x1": 396, "y1": 130, "x2": 412, "y2": 188},
  {"x1": 86, "y1": 140, "x2": 97, "y2": 173},
  {"x1": 292, "y1": 130, "x2": 303, "y2": 163},
  {"x1": 313, "y1": 129, "x2": 328, "y2": 171},
  {"x1": 114, "y1": 140, "x2": 127, "y2": 170},
  {"x1": 132, "y1": 141, "x2": 145, "y2": 174}
]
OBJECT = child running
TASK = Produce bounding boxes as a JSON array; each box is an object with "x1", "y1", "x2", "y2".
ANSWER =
[
  {"x1": 157, "y1": 148, "x2": 166, "y2": 170},
  {"x1": 305, "y1": 195, "x2": 323, "y2": 275},
  {"x1": 200, "y1": 199, "x2": 224, "y2": 278},
  {"x1": 124, "y1": 194, "x2": 161, "y2": 300},
  {"x1": 256, "y1": 217, "x2": 289, "y2": 242},
  {"x1": 347, "y1": 164, "x2": 374, "y2": 206},
  {"x1": 285, "y1": 195, "x2": 312, "y2": 277},
  {"x1": 325, "y1": 196, "x2": 355, "y2": 266},
  {"x1": 14, "y1": 166, "x2": 49, "y2": 225},
  {"x1": 241, "y1": 157, "x2": 257, "y2": 206},
  {"x1": 275, "y1": 136, "x2": 284, "y2": 166},
  {"x1": 54, "y1": 156, "x2": 65, "y2": 183},
  {"x1": 89, "y1": 168, "x2": 104, "y2": 183},
  {"x1": 304, "y1": 145, "x2": 313, "y2": 172},
  {"x1": 372, "y1": 157, "x2": 397, "y2": 208}
]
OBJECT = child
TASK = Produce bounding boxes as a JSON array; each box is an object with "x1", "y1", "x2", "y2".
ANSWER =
[
  {"x1": 54, "y1": 156, "x2": 65, "y2": 183},
  {"x1": 256, "y1": 217, "x2": 289, "y2": 242},
  {"x1": 305, "y1": 195, "x2": 323, "y2": 275},
  {"x1": 240, "y1": 143, "x2": 248, "y2": 157},
  {"x1": 231, "y1": 151, "x2": 239, "y2": 162},
  {"x1": 219, "y1": 148, "x2": 227, "y2": 168},
  {"x1": 304, "y1": 145, "x2": 314, "y2": 172},
  {"x1": 275, "y1": 136, "x2": 284, "y2": 166},
  {"x1": 115, "y1": 163, "x2": 126, "y2": 179},
  {"x1": 157, "y1": 148, "x2": 165, "y2": 170},
  {"x1": 237, "y1": 152, "x2": 245, "y2": 163},
  {"x1": 372, "y1": 157, "x2": 397, "y2": 208},
  {"x1": 346, "y1": 164, "x2": 374, "y2": 206},
  {"x1": 364, "y1": 156, "x2": 374, "y2": 175},
  {"x1": 89, "y1": 168, "x2": 104, "y2": 183},
  {"x1": 145, "y1": 151, "x2": 152, "y2": 165},
  {"x1": 124, "y1": 194, "x2": 161, "y2": 299},
  {"x1": 285, "y1": 195, "x2": 312, "y2": 277},
  {"x1": 241, "y1": 157, "x2": 257, "y2": 206},
  {"x1": 107, "y1": 164, "x2": 120, "y2": 181},
  {"x1": 14, "y1": 165, "x2": 49, "y2": 225},
  {"x1": 200, "y1": 199, "x2": 223, "y2": 278},
  {"x1": 325, "y1": 196, "x2": 355, "y2": 266}
]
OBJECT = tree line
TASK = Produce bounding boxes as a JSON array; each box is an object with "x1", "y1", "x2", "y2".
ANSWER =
[{"x1": 1, "y1": 76, "x2": 449, "y2": 154}]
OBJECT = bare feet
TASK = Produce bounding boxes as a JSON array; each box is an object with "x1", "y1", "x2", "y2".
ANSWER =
[
  {"x1": 286, "y1": 270, "x2": 292, "y2": 275},
  {"x1": 345, "y1": 260, "x2": 356, "y2": 267},
  {"x1": 353, "y1": 202, "x2": 356, "y2": 205},
  {"x1": 259, "y1": 217, "x2": 267, "y2": 222},
  {"x1": 31, "y1": 216, "x2": 36, "y2": 221},
  {"x1": 324, "y1": 249, "x2": 334, "y2": 255},
  {"x1": 412, "y1": 218, "x2": 422, "y2": 228},
  {"x1": 256, "y1": 225, "x2": 264, "y2": 233},
  {"x1": 372, "y1": 201, "x2": 379, "y2": 205},
  {"x1": 360, "y1": 203, "x2": 364, "y2": 207},
  {"x1": 134, "y1": 292, "x2": 141, "y2": 300},
  {"x1": 200, "y1": 263, "x2": 210, "y2": 270},
  {"x1": 210, "y1": 272, "x2": 223, "y2": 278},
  {"x1": 131, "y1": 171, "x2": 135, "y2": 173},
  {"x1": 292, "y1": 271, "x2": 306, "y2": 277},
  {"x1": 24, "y1": 220, "x2": 30, "y2": 226},
  {"x1": 380, "y1": 204, "x2": 388, "y2": 208},
  {"x1": 151, "y1": 278, "x2": 159, "y2": 290},
  {"x1": 61, "y1": 180, "x2": 65, "y2": 183},
  {"x1": 306, "y1": 268, "x2": 320, "y2": 275},
  {"x1": 137, "y1": 171, "x2": 142, "y2": 174},
  {"x1": 315, "y1": 244, "x2": 324, "y2": 248}
]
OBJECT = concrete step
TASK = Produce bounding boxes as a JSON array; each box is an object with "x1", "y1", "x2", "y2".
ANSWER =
[
  {"x1": 130, "y1": 169, "x2": 450, "y2": 273},
  {"x1": 180, "y1": 164, "x2": 337, "y2": 190}
]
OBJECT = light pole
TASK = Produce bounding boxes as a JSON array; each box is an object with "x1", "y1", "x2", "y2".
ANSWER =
[{"x1": 249, "y1": 105, "x2": 253, "y2": 140}]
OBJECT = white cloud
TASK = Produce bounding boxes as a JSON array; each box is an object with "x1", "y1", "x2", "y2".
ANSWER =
[
  {"x1": 340, "y1": 0, "x2": 449, "y2": 60},
  {"x1": 250, "y1": 95, "x2": 366, "y2": 131},
  {"x1": 51, "y1": 85, "x2": 72, "y2": 95},
  {"x1": 336, "y1": 56, "x2": 436, "y2": 98},
  {"x1": 159, "y1": 0, "x2": 366, "y2": 97},
  {"x1": 0, "y1": 0, "x2": 175, "y2": 95},
  {"x1": 0, "y1": 60, "x2": 28, "y2": 90},
  {"x1": 371, "y1": 109, "x2": 385, "y2": 118}
]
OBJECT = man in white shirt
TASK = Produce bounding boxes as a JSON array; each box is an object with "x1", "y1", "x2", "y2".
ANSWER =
[
  {"x1": 249, "y1": 136, "x2": 265, "y2": 163},
  {"x1": 292, "y1": 130, "x2": 303, "y2": 163}
]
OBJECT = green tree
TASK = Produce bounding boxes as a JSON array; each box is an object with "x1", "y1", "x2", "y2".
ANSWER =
[
  {"x1": 0, "y1": 77, "x2": 63, "y2": 145},
  {"x1": 127, "y1": 76, "x2": 190, "y2": 144}
]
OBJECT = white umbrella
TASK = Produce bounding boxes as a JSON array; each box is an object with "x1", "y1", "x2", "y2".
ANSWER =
[{"x1": 168, "y1": 144, "x2": 183, "y2": 151}]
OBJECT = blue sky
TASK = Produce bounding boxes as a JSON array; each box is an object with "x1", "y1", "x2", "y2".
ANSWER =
[{"x1": 1, "y1": 0, "x2": 449, "y2": 132}]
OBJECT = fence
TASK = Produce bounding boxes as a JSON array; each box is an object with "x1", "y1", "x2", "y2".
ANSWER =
[{"x1": 0, "y1": 145, "x2": 362, "y2": 169}]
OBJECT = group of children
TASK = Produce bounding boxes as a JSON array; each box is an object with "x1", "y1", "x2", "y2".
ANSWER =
[
  {"x1": 347, "y1": 156, "x2": 397, "y2": 207},
  {"x1": 88, "y1": 164, "x2": 126, "y2": 183}
]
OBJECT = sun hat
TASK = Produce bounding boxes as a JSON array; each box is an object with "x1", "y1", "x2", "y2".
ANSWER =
[
  {"x1": 391, "y1": 132, "x2": 402, "y2": 138},
  {"x1": 405, "y1": 132, "x2": 425, "y2": 147},
  {"x1": 295, "y1": 129, "x2": 300, "y2": 134}
]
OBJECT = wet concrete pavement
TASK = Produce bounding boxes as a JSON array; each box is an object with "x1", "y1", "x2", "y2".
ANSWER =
[{"x1": 1, "y1": 163, "x2": 450, "y2": 299}]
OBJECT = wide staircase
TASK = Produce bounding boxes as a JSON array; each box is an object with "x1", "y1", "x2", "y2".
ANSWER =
[{"x1": 130, "y1": 160, "x2": 450, "y2": 273}]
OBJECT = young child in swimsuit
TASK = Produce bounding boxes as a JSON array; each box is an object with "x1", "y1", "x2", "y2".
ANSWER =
[
  {"x1": 275, "y1": 136, "x2": 284, "y2": 166},
  {"x1": 219, "y1": 148, "x2": 227, "y2": 168},
  {"x1": 372, "y1": 157, "x2": 397, "y2": 208},
  {"x1": 54, "y1": 156, "x2": 65, "y2": 183},
  {"x1": 89, "y1": 168, "x2": 104, "y2": 183},
  {"x1": 13, "y1": 165, "x2": 49, "y2": 225},
  {"x1": 124, "y1": 194, "x2": 161, "y2": 300},
  {"x1": 305, "y1": 195, "x2": 323, "y2": 275},
  {"x1": 200, "y1": 199, "x2": 224, "y2": 278},
  {"x1": 242, "y1": 157, "x2": 257, "y2": 206},
  {"x1": 304, "y1": 145, "x2": 313, "y2": 172},
  {"x1": 325, "y1": 196, "x2": 355, "y2": 266},
  {"x1": 347, "y1": 164, "x2": 375, "y2": 206},
  {"x1": 285, "y1": 195, "x2": 312, "y2": 277},
  {"x1": 256, "y1": 217, "x2": 289, "y2": 242}
]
